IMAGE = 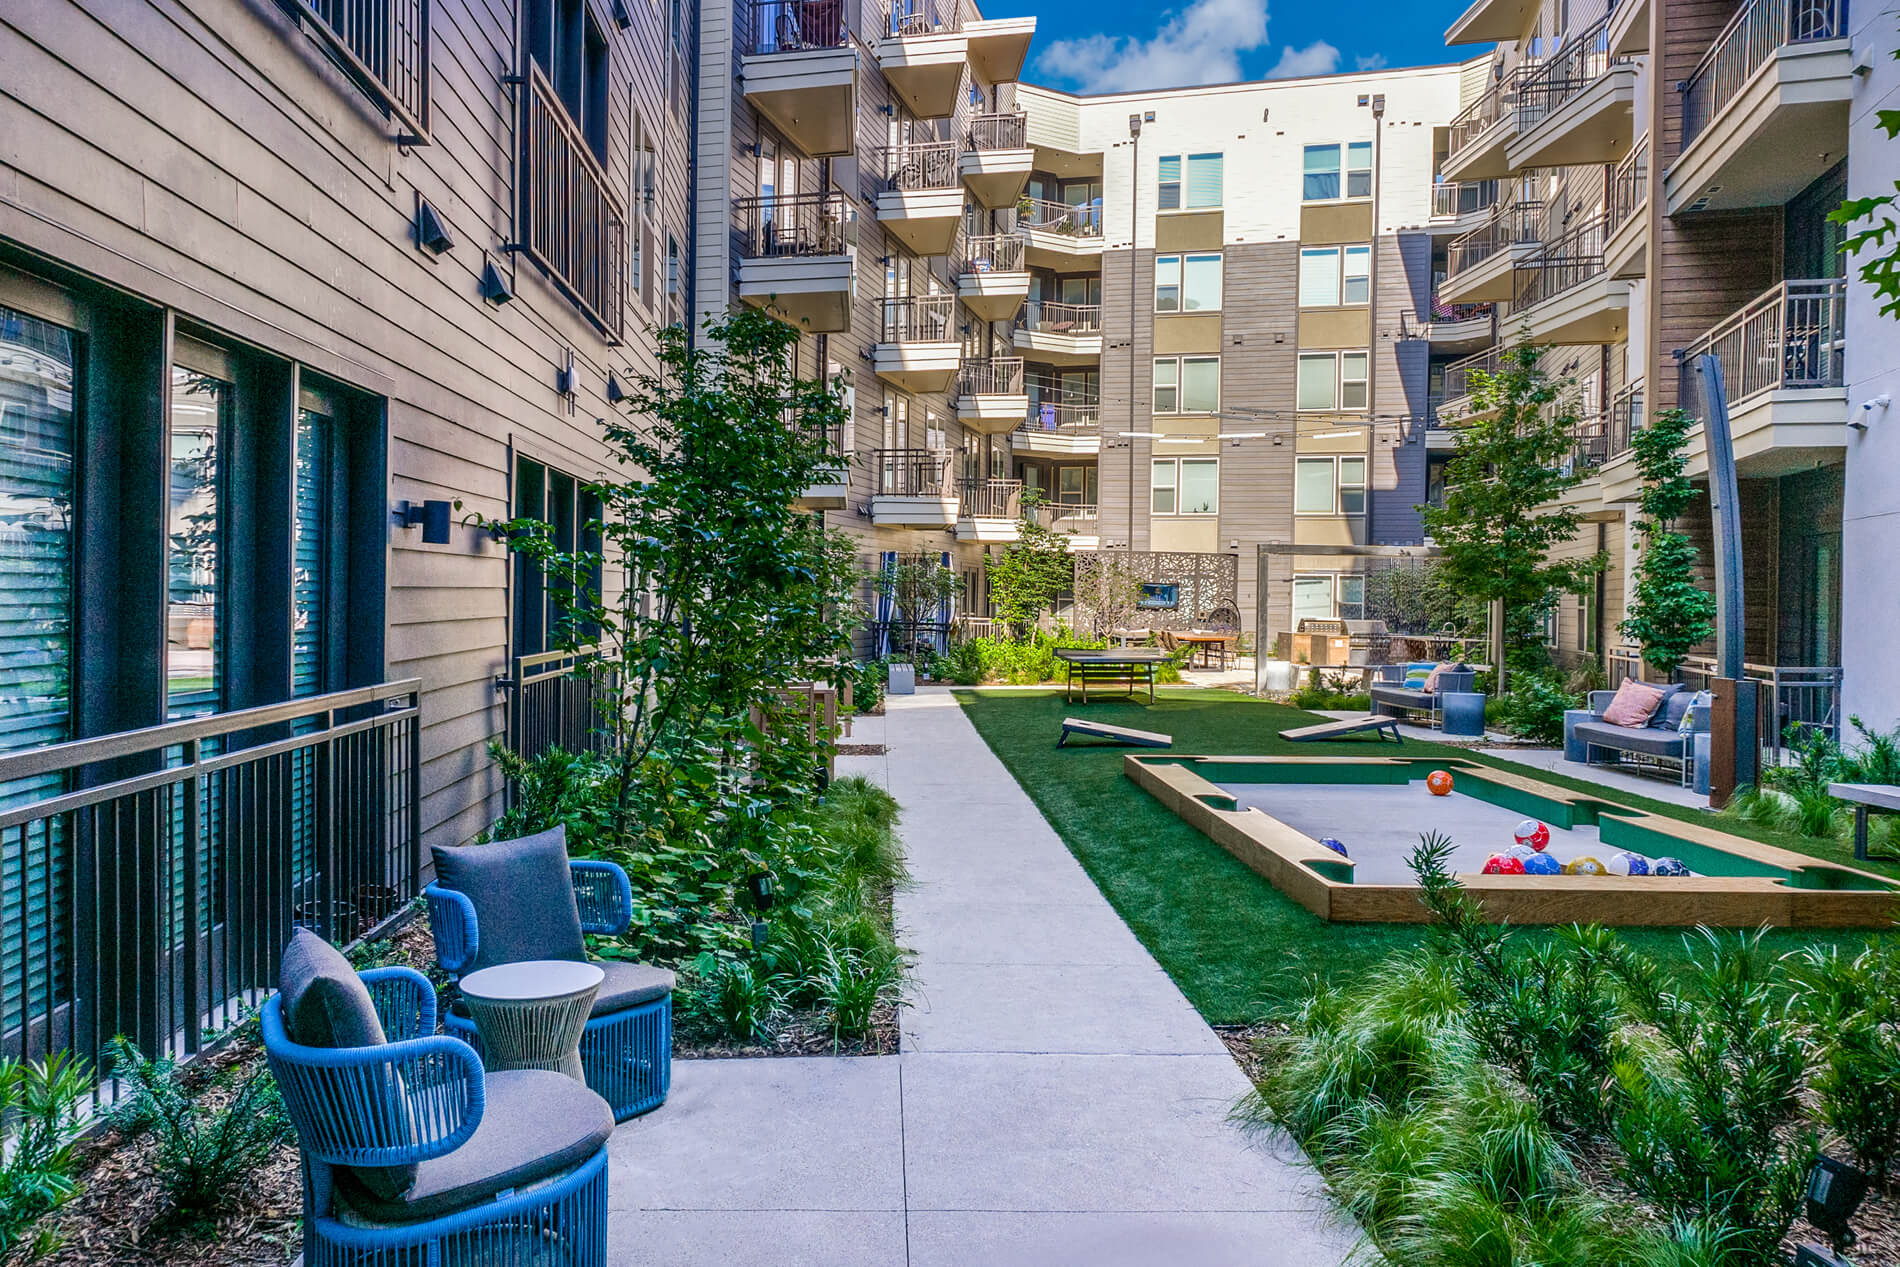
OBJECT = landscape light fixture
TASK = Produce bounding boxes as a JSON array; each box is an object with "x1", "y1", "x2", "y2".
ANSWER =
[
  {"x1": 413, "y1": 196, "x2": 455, "y2": 255},
  {"x1": 747, "y1": 873, "x2": 776, "y2": 911},
  {"x1": 1804, "y1": 1155, "x2": 1868, "y2": 1256}
]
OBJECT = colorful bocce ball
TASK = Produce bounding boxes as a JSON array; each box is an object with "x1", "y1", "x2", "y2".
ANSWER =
[
  {"x1": 1651, "y1": 857, "x2": 1690, "y2": 877},
  {"x1": 1426, "y1": 770, "x2": 1455, "y2": 796},
  {"x1": 1318, "y1": 837, "x2": 1350, "y2": 857},
  {"x1": 1522, "y1": 852, "x2": 1563, "y2": 876},
  {"x1": 1482, "y1": 853, "x2": 1526, "y2": 875},
  {"x1": 1564, "y1": 856, "x2": 1608, "y2": 876},
  {"x1": 1606, "y1": 852, "x2": 1650, "y2": 877},
  {"x1": 1512, "y1": 819, "x2": 1551, "y2": 851}
]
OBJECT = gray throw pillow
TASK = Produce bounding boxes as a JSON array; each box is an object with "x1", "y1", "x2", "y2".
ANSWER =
[{"x1": 431, "y1": 825, "x2": 586, "y2": 972}]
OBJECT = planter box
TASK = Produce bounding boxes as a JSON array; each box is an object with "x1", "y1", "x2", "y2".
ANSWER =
[{"x1": 888, "y1": 662, "x2": 916, "y2": 695}]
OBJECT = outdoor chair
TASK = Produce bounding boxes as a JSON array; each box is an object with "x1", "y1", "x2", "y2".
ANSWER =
[
  {"x1": 262, "y1": 928, "x2": 613, "y2": 1265},
  {"x1": 426, "y1": 825, "x2": 675, "y2": 1121}
]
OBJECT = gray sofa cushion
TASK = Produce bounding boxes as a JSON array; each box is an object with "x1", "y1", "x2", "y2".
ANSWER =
[
  {"x1": 432, "y1": 827, "x2": 586, "y2": 972},
  {"x1": 1656, "y1": 690, "x2": 1695, "y2": 731},
  {"x1": 1572, "y1": 720, "x2": 1687, "y2": 759},
  {"x1": 1371, "y1": 685, "x2": 1436, "y2": 710},
  {"x1": 593, "y1": 961, "x2": 675, "y2": 1016},
  {"x1": 336, "y1": 1070, "x2": 613, "y2": 1224}
]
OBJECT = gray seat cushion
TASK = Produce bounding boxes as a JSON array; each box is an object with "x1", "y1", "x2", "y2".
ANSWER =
[
  {"x1": 1371, "y1": 686, "x2": 1434, "y2": 709},
  {"x1": 1655, "y1": 690, "x2": 1696, "y2": 731},
  {"x1": 336, "y1": 1070, "x2": 613, "y2": 1224},
  {"x1": 1573, "y1": 720, "x2": 1687, "y2": 759},
  {"x1": 592, "y1": 961, "x2": 675, "y2": 1017},
  {"x1": 433, "y1": 826, "x2": 586, "y2": 972}
]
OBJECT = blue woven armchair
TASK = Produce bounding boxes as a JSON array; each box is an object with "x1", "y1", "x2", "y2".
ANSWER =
[
  {"x1": 263, "y1": 930, "x2": 612, "y2": 1266},
  {"x1": 425, "y1": 825, "x2": 673, "y2": 1121}
]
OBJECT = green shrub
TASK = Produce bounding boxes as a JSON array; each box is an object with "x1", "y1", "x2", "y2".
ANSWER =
[
  {"x1": 1492, "y1": 672, "x2": 1580, "y2": 746},
  {"x1": 0, "y1": 1053, "x2": 91, "y2": 1256},
  {"x1": 816, "y1": 939, "x2": 903, "y2": 1045},
  {"x1": 105, "y1": 1037, "x2": 291, "y2": 1228},
  {"x1": 686, "y1": 955, "x2": 784, "y2": 1046},
  {"x1": 939, "y1": 638, "x2": 988, "y2": 686},
  {"x1": 1787, "y1": 941, "x2": 1900, "y2": 1180}
]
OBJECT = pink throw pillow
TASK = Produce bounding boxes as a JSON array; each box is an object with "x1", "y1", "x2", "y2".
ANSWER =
[
  {"x1": 1601, "y1": 680, "x2": 1666, "y2": 727},
  {"x1": 1422, "y1": 664, "x2": 1451, "y2": 694}
]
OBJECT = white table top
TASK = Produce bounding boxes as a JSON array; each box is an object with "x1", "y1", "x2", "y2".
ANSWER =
[
  {"x1": 460, "y1": 959, "x2": 604, "y2": 1003},
  {"x1": 1830, "y1": 782, "x2": 1900, "y2": 812}
]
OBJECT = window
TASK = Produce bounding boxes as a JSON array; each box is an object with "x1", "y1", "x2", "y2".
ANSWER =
[
  {"x1": 1292, "y1": 575, "x2": 1334, "y2": 622},
  {"x1": 1303, "y1": 143, "x2": 1372, "y2": 201},
  {"x1": 1343, "y1": 246, "x2": 1371, "y2": 305},
  {"x1": 292, "y1": 407, "x2": 331, "y2": 699},
  {"x1": 513, "y1": 456, "x2": 604, "y2": 657},
  {"x1": 167, "y1": 365, "x2": 229, "y2": 721},
  {"x1": 1339, "y1": 456, "x2": 1367, "y2": 512},
  {"x1": 1298, "y1": 245, "x2": 1371, "y2": 307},
  {"x1": 1056, "y1": 465, "x2": 1097, "y2": 505},
  {"x1": 1154, "y1": 253, "x2": 1223, "y2": 312},
  {"x1": 1296, "y1": 351, "x2": 1369, "y2": 410},
  {"x1": 1158, "y1": 153, "x2": 1223, "y2": 210},
  {"x1": 526, "y1": 0, "x2": 612, "y2": 163},
  {"x1": 1150, "y1": 458, "x2": 1176, "y2": 513},
  {"x1": 1295, "y1": 456, "x2": 1367, "y2": 514},
  {"x1": 1339, "y1": 574, "x2": 1367, "y2": 620},
  {"x1": 1346, "y1": 141, "x2": 1373, "y2": 198},
  {"x1": 1575, "y1": 584, "x2": 1598, "y2": 654},
  {"x1": 1340, "y1": 352, "x2": 1368, "y2": 409},
  {"x1": 1153, "y1": 356, "x2": 1220, "y2": 413},
  {"x1": 1151, "y1": 458, "x2": 1219, "y2": 514}
]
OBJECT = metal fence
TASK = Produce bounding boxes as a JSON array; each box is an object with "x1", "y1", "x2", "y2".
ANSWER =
[
  {"x1": 1018, "y1": 300, "x2": 1102, "y2": 334},
  {"x1": 1432, "y1": 180, "x2": 1497, "y2": 219},
  {"x1": 1017, "y1": 197, "x2": 1102, "y2": 237},
  {"x1": 880, "y1": 294, "x2": 955, "y2": 342},
  {"x1": 1446, "y1": 194, "x2": 1542, "y2": 279},
  {"x1": 289, "y1": 0, "x2": 431, "y2": 139},
  {"x1": 1515, "y1": 215, "x2": 1608, "y2": 310},
  {"x1": 1032, "y1": 501, "x2": 1099, "y2": 531},
  {"x1": 1019, "y1": 400, "x2": 1101, "y2": 436},
  {"x1": 520, "y1": 66, "x2": 626, "y2": 339},
  {"x1": 745, "y1": 0, "x2": 854, "y2": 53},
  {"x1": 960, "y1": 231, "x2": 1026, "y2": 274},
  {"x1": 1515, "y1": 14, "x2": 1622, "y2": 132},
  {"x1": 0, "y1": 682, "x2": 421, "y2": 1077},
  {"x1": 1682, "y1": 0, "x2": 1849, "y2": 148},
  {"x1": 732, "y1": 191, "x2": 850, "y2": 258},
  {"x1": 1608, "y1": 136, "x2": 1649, "y2": 235},
  {"x1": 958, "y1": 478, "x2": 1024, "y2": 519},
  {"x1": 881, "y1": 140, "x2": 960, "y2": 191},
  {"x1": 1681, "y1": 278, "x2": 1846, "y2": 406},
  {"x1": 968, "y1": 112, "x2": 1028, "y2": 151},
  {"x1": 956, "y1": 357, "x2": 1024, "y2": 397},
  {"x1": 880, "y1": 0, "x2": 958, "y2": 35},
  {"x1": 1446, "y1": 71, "x2": 1514, "y2": 169},
  {"x1": 871, "y1": 448, "x2": 953, "y2": 496},
  {"x1": 1442, "y1": 346, "x2": 1501, "y2": 402},
  {"x1": 1606, "y1": 651, "x2": 1843, "y2": 767},
  {"x1": 1607, "y1": 381, "x2": 1644, "y2": 457},
  {"x1": 505, "y1": 648, "x2": 616, "y2": 767}
]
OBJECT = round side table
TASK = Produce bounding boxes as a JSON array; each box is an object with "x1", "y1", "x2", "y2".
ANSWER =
[{"x1": 458, "y1": 960, "x2": 604, "y2": 1081}]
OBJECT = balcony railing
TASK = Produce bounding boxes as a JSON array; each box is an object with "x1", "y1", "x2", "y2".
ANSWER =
[
  {"x1": 520, "y1": 66, "x2": 626, "y2": 338},
  {"x1": 880, "y1": 0, "x2": 959, "y2": 37},
  {"x1": 1020, "y1": 401, "x2": 1102, "y2": 435},
  {"x1": 1607, "y1": 651, "x2": 1842, "y2": 766},
  {"x1": 1446, "y1": 195, "x2": 1543, "y2": 278},
  {"x1": 1432, "y1": 179, "x2": 1498, "y2": 219},
  {"x1": 881, "y1": 141, "x2": 961, "y2": 191},
  {"x1": 1682, "y1": 0, "x2": 1849, "y2": 148},
  {"x1": 957, "y1": 357, "x2": 1025, "y2": 396},
  {"x1": 1515, "y1": 215, "x2": 1609, "y2": 310},
  {"x1": 1431, "y1": 295, "x2": 1494, "y2": 323},
  {"x1": 745, "y1": 0, "x2": 855, "y2": 53},
  {"x1": 959, "y1": 478, "x2": 1024, "y2": 519},
  {"x1": 288, "y1": 0, "x2": 430, "y2": 140},
  {"x1": 880, "y1": 294, "x2": 955, "y2": 342},
  {"x1": 1446, "y1": 71, "x2": 1516, "y2": 170},
  {"x1": 1018, "y1": 300, "x2": 1102, "y2": 334},
  {"x1": 1565, "y1": 410, "x2": 1611, "y2": 473},
  {"x1": 967, "y1": 111, "x2": 1028, "y2": 151},
  {"x1": 1681, "y1": 278, "x2": 1846, "y2": 406},
  {"x1": 1017, "y1": 197, "x2": 1103, "y2": 237},
  {"x1": 872, "y1": 447, "x2": 953, "y2": 495},
  {"x1": 1608, "y1": 135, "x2": 1649, "y2": 235},
  {"x1": 1442, "y1": 346, "x2": 1501, "y2": 403},
  {"x1": 1033, "y1": 501, "x2": 1100, "y2": 530},
  {"x1": 1515, "y1": 15, "x2": 1624, "y2": 133},
  {"x1": 0, "y1": 681, "x2": 421, "y2": 1076},
  {"x1": 733, "y1": 192, "x2": 850, "y2": 258},
  {"x1": 960, "y1": 232, "x2": 1026, "y2": 274},
  {"x1": 1608, "y1": 381, "x2": 1644, "y2": 457},
  {"x1": 507, "y1": 648, "x2": 615, "y2": 770}
]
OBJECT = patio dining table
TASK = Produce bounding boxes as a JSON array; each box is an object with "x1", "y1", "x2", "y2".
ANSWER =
[{"x1": 1172, "y1": 631, "x2": 1234, "y2": 670}]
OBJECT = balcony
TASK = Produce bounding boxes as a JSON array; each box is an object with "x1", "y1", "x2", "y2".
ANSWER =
[
  {"x1": 1014, "y1": 402, "x2": 1102, "y2": 458},
  {"x1": 1604, "y1": 137, "x2": 1648, "y2": 280},
  {"x1": 1667, "y1": 0, "x2": 1852, "y2": 214},
  {"x1": 873, "y1": 0, "x2": 966, "y2": 119},
  {"x1": 1013, "y1": 300, "x2": 1102, "y2": 365},
  {"x1": 1679, "y1": 279, "x2": 1846, "y2": 476},
  {"x1": 1512, "y1": 217, "x2": 1630, "y2": 347},
  {"x1": 874, "y1": 141, "x2": 964, "y2": 256},
  {"x1": 1445, "y1": 0, "x2": 1539, "y2": 45},
  {"x1": 1033, "y1": 500, "x2": 1100, "y2": 549},
  {"x1": 954, "y1": 479, "x2": 1024, "y2": 542},
  {"x1": 1436, "y1": 346, "x2": 1502, "y2": 425},
  {"x1": 1427, "y1": 180, "x2": 1497, "y2": 237},
  {"x1": 1439, "y1": 192, "x2": 1542, "y2": 302},
  {"x1": 1442, "y1": 74, "x2": 1518, "y2": 182},
  {"x1": 740, "y1": 0, "x2": 859, "y2": 157},
  {"x1": 872, "y1": 295, "x2": 960, "y2": 391},
  {"x1": 286, "y1": 0, "x2": 430, "y2": 141},
  {"x1": 956, "y1": 233, "x2": 1030, "y2": 321},
  {"x1": 870, "y1": 448, "x2": 958, "y2": 527},
  {"x1": 1608, "y1": 0, "x2": 1649, "y2": 55},
  {"x1": 1423, "y1": 297, "x2": 1494, "y2": 352},
  {"x1": 961, "y1": 113, "x2": 1034, "y2": 209},
  {"x1": 733, "y1": 193, "x2": 854, "y2": 334},
  {"x1": 519, "y1": 66, "x2": 626, "y2": 339},
  {"x1": 963, "y1": 15, "x2": 1036, "y2": 85},
  {"x1": 1016, "y1": 196, "x2": 1104, "y2": 271},
  {"x1": 795, "y1": 417, "x2": 853, "y2": 509},
  {"x1": 1505, "y1": 16, "x2": 1638, "y2": 172},
  {"x1": 953, "y1": 357, "x2": 1028, "y2": 435}
]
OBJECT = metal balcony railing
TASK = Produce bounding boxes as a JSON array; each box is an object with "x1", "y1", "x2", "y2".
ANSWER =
[
  {"x1": 507, "y1": 648, "x2": 616, "y2": 769},
  {"x1": 1431, "y1": 180, "x2": 1498, "y2": 219},
  {"x1": 1441, "y1": 346, "x2": 1500, "y2": 403},
  {"x1": 1019, "y1": 400, "x2": 1102, "y2": 435},
  {"x1": 745, "y1": 0, "x2": 855, "y2": 53},
  {"x1": 1565, "y1": 410, "x2": 1611, "y2": 473},
  {"x1": 959, "y1": 478, "x2": 1024, "y2": 519},
  {"x1": 1607, "y1": 381, "x2": 1644, "y2": 457},
  {"x1": 1608, "y1": 135, "x2": 1649, "y2": 235},
  {"x1": 880, "y1": 0, "x2": 959, "y2": 37},
  {"x1": 880, "y1": 294, "x2": 955, "y2": 342},
  {"x1": 733, "y1": 192, "x2": 850, "y2": 258},
  {"x1": 286, "y1": 0, "x2": 430, "y2": 139},
  {"x1": 1515, "y1": 215, "x2": 1609, "y2": 310},
  {"x1": 1607, "y1": 652, "x2": 1842, "y2": 766},
  {"x1": 1681, "y1": 278, "x2": 1846, "y2": 406},
  {"x1": 1431, "y1": 294, "x2": 1494, "y2": 324},
  {"x1": 1515, "y1": 15, "x2": 1625, "y2": 133},
  {"x1": 1018, "y1": 300, "x2": 1102, "y2": 334},
  {"x1": 520, "y1": 66, "x2": 626, "y2": 339},
  {"x1": 1446, "y1": 71, "x2": 1517, "y2": 170},
  {"x1": 967, "y1": 112, "x2": 1028, "y2": 151},
  {"x1": 881, "y1": 141, "x2": 961, "y2": 191},
  {"x1": 1016, "y1": 197, "x2": 1103, "y2": 237},
  {"x1": 1032, "y1": 500, "x2": 1099, "y2": 530},
  {"x1": 1446, "y1": 194, "x2": 1543, "y2": 278},
  {"x1": 872, "y1": 448, "x2": 954, "y2": 496},
  {"x1": 957, "y1": 357, "x2": 1025, "y2": 397},
  {"x1": 959, "y1": 232, "x2": 1026, "y2": 274},
  {"x1": 1682, "y1": 0, "x2": 1849, "y2": 148}
]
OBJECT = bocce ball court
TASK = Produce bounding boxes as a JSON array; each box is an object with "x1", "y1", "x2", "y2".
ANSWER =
[{"x1": 1125, "y1": 754, "x2": 1900, "y2": 928}]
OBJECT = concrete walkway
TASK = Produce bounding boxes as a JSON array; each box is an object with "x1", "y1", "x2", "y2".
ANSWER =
[{"x1": 606, "y1": 689, "x2": 1356, "y2": 1265}]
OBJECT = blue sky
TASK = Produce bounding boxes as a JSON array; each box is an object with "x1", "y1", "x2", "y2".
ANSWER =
[{"x1": 984, "y1": 0, "x2": 1479, "y2": 96}]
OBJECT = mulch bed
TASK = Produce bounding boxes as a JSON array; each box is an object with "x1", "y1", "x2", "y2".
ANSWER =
[{"x1": 835, "y1": 743, "x2": 888, "y2": 757}]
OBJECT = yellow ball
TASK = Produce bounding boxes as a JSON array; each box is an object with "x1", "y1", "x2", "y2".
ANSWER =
[{"x1": 1564, "y1": 856, "x2": 1607, "y2": 876}]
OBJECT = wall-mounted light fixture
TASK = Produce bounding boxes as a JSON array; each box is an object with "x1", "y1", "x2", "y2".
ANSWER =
[
  {"x1": 395, "y1": 499, "x2": 453, "y2": 544},
  {"x1": 414, "y1": 196, "x2": 455, "y2": 255}
]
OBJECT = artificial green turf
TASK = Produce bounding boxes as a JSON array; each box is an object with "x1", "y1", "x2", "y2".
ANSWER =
[{"x1": 958, "y1": 687, "x2": 1895, "y2": 1024}]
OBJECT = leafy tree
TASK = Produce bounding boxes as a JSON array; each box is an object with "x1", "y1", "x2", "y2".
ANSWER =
[
  {"x1": 875, "y1": 555, "x2": 960, "y2": 661},
  {"x1": 1831, "y1": 25, "x2": 1900, "y2": 319},
  {"x1": 1071, "y1": 550, "x2": 1144, "y2": 639},
  {"x1": 1620, "y1": 407, "x2": 1715, "y2": 675},
  {"x1": 1418, "y1": 344, "x2": 1604, "y2": 690},
  {"x1": 986, "y1": 490, "x2": 1075, "y2": 637}
]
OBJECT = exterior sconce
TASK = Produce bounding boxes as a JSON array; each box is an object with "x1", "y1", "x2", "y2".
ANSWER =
[{"x1": 395, "y1": 499, "x2": 452, "y2": 544}]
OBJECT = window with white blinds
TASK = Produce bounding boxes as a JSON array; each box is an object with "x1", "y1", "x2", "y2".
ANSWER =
[{"x1": 1158, "y1": 154, "x2": 1223, "y2": 211}]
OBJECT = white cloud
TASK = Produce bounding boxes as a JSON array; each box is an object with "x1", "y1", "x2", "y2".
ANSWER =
[
  {"x1": 1355, "y1": 53, "x2": 1389, "y2": 71},
  {"x1": 1266, "y1": 39, "x2": 1341, "y2": 79},
  {"x1": 1035, "y1": 0, "x2": 1272, "y2": 94}
]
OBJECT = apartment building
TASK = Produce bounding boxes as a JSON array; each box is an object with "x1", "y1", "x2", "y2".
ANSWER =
[{"x1": 1438, "y1": 0, "x2": 1876, "y2": 725}]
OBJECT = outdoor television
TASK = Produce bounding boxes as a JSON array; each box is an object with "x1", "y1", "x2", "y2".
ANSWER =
[{"x1": 1137, "y1": 583, "x2": 1179, "y2": 610}]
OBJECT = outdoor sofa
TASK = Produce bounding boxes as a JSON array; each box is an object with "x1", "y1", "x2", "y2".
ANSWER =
[
  {"x1": 1563, "y1": 683, "x2": 1710, "y2": 786},
  {"x1": 1368, "y1": 662, "x2": 1478, "y2": 726}
]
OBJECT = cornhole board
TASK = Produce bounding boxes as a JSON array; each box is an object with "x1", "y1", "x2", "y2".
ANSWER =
[
  {"x1": 1059, "y1": 718, "x2": 1173, "y2": 749},
  {"x1": 1277, "y1": 716, "x2": 1404, "y2": 744}
]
